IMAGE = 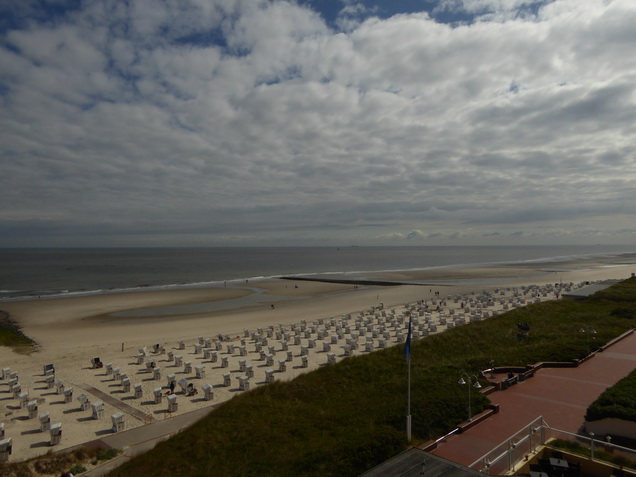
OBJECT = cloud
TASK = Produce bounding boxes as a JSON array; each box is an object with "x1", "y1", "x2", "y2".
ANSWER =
[{"x1": 0, "y1": 0, "x2": 635, "y2": 246}]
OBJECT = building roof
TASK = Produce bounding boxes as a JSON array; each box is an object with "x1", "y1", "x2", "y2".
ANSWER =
[
  {"x1": 361, "y1": 448, "x2": 483, "y2": 477},
  {"x1": 562, "y1": 280, "x2": 621, "y2": 300}
]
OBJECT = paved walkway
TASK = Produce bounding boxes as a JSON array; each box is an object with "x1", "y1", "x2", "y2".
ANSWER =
[
  {"x1": 79, "y1": 403, "x2": 220, "y2": 476},
  {"x1": 430, "y1": 331, "x2": 636, "y2": 467},
  {"x1": 78, "y1": 383, "x2": 155, "y2": 424}
]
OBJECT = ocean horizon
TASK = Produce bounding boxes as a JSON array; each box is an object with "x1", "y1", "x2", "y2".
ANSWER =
[{"x1": 1, "y1": 245, "x2": 634, "y2": 301}]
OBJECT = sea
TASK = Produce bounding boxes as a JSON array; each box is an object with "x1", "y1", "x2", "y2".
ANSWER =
[{"x1": 0, "y1": 245, "x2": 634, "y2": 301}]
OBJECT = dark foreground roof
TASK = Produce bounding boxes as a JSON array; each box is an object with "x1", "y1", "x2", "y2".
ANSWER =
[
  {"x1": 360, "y1": 448, "x2": 482, "y2": 477},
  {"x1": 562, "y1": 279, "x2": 621, "y2": 300}
]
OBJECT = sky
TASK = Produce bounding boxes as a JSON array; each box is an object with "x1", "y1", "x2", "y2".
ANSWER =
[{"x1": 1, "y1": 0, "x2": 635, "y2": 248}]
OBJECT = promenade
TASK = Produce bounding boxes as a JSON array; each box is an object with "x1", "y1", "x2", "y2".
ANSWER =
[{"x1": 430, "y1": 331, "x2": 636, "y2": 467}]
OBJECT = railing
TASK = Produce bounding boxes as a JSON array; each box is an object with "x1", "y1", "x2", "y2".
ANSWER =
[
  {"x1": 468, "y1": 416, "x2": 547, "y2": 474},
  {"x1": 467, "y1": 416, "x2": 636, "y2": 475}
]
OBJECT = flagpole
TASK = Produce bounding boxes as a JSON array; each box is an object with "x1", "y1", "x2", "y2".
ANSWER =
[{"x1": 405, "y1": 313, "x2": 412, "y2": 442}]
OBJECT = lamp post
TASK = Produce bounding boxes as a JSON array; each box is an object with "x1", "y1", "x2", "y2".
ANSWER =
[
  {"x1": 579, "y1": 326, "x2": 597, "y2": 353},
  {"x1": 458, "y1": 373, "x2": 482, "y2": 421}
]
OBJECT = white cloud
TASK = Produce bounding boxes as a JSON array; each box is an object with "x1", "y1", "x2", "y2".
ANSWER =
[{"x1": 0, "y1": 0, "x2": 635, "y2": 246}]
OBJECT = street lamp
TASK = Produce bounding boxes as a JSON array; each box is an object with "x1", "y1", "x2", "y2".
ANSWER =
[
  {"x1": 579, "y1": 326, "x2": 597, "y2": 353},
  {"x1": 458, "y1": 373, "x2": 482, "y2": 421}
]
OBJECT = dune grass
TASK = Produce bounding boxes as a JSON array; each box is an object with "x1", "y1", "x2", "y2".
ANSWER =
[{"x1": 103, "y1": 278, "x2": 636, "y2": 476}]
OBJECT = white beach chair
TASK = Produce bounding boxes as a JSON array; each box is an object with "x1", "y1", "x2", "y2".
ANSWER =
[
  {"x1": 122, "y1": 378, "x2": 131, "y2": 392},
  {"x1": 286, "y1": 351, "x2": 293, "y2": 362},
  {"x1": 154, "y1": 387, "x2": 163, "y2": 404},
  {"x1": 49, "y1": 423, "x2": 62, "y2": 446},
  {"x1": 18, "y1": 392, "x2": 29, "y2": 408},
  {"x1": 134, "y1": 383, "x2": 143, "y2": 399},
  {"x1": 238, "y1": 360, "x2": 246, "y2": 372},
  {"x1": 91, "y1": 401, "x2": 104, "y2": 419},
  {"x1": 77, "y1": 393, "x2": 90, "y2": 411},
  {"x1": 153, "y1": 367, "x2": 161, "y2": 380},
  {"x1": 245, "y1": 365, "x2": 254, "y2": 378},
  {"x1": 278, "y1": 360, "x2": 286, "y2": 372},
  {"x1": 220, "y1": 357, "x2": 229, "y2": 368},
  {"x1": 327, "y1": 353, "x2": 336, "y2": 365},
  {"x1": 238, "y1": 376, "x2": 249, "y2": 391},
  {"x1": 265, "y1": 369, "x2": 275, "y2": 383},
  {"x1": 167, "y1": 350, "x2": 174, "y2": 361},
  {"x1": 195, "y1": 366, "x2": 205, "y2": 379},
  {"x1": 301, "y1": 355, "x2": 308, "y2": 368},
  {"x1": 64, "y1": 387, "x2": 73, "y2": 403},
  {"x1": 27, "y1": 400, "x2": 38, "y2": 419},
  {"x1": 202, "y1": 383, "x2": 214, "y2": 401},
  {"x1": 0, "y1": 438, "x2": 12, "y2": 461},
  {"x1": 167, "y1": 394, "x2": 178, "y2": 412},
  {"x1": 111, "y1": 413, "x2": 125, "y2": 432},
  {"x1": 39, "y1": 412, "x2": 51, "y2": 431},
  {"x1": 175, "y1": 355, "x2": 183, "y2": 367},
  {"x1": 183, "y1": 361, "x2": 192, "y2": 373}
]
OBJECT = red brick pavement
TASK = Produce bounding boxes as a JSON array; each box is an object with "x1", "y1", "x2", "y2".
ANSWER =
[{"x1": 429, "y1": 331, "x2": 636, "y2": 467}]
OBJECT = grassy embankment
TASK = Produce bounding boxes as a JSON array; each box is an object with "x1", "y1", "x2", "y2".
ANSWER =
[
  {"x1": 0, "y1": 311, "x2": 37, "y2": 353},
  {"x1": 37, "y1": 278, "x2": 632, "y2": 476}
]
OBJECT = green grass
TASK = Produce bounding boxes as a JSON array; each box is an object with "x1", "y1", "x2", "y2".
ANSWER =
[
  {"x1": 0, "y1": 311, "x2": 37, "y2": 352},
  {"x1": 105, "y1": 278, "x2": 636, "y2": 476},
  {"x1": 587, "y1": 368, "x2": 636, "y2": 422}
]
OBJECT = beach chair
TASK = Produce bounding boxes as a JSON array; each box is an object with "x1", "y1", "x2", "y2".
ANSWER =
[
  {"x1": 153, "y1": 367, "x2": 161, "y2": 380},
  {"x1": 265, "y1": 369, "x2": 275, "y2": 383},
  {"x1": 111, "y1": 413, "x2": 125, "y2": 432},
  {"x1": 327, "y1": 353, "x2": 336, "y2": 365},
  {"x1": 55, "y1": 379, "x2": 64, "y2": 394},
  {"x1": 45, "y1": 374, "x2": 55, "y2": 389},
  {"x1": 167, "y1": 394, "x2": 178, "y2": 412},
  {"x1": 49, "y1": 423, "x2": 62, "y2": 445},
  {"x1": 245, "y1": 365, "x2": 254, "y2": 378},
  {"x1": 238, "y1": 376, "x2": 249, "y2": 391},
  {"x1": 266, "y1": 354, "x2": 274, "y2": 366},
  {"x1": 365, "y1": 342, "x2": 374, "y2": 352},
  {"x1": 238, "y1": 360, "x2": 246, "y2": 372},
  {"x1": 43, "y1": 364, "x2": 55, "y2": 376},
  {"x1": 91, "y1": 357, "x2": 103, "y2": 368},
  {"x1": 175, "y1": 355, "x2": 183, "y2": 367},
  {"x1": 239, "y1": 346, "x2": 247, "y2": 356},
  {"x1": 195, "y1": 366, "x2": 205, "y2": 379},
  {"x1": 343, "y1": 345, "x2": 352, "y2": 356},
  {"x1": 210, "y1": 351, "x2": 218, "y2": 363},
  {"x1": 286, "y1": 350, "x2": 293, "y2": 362},
  {"x1": 226, "y1": 343, "x2": 234, "y2": 355},
  {"x1": 92, "y1": 401, "x2": 104, "y2": 419},
  {"x1": 64, "y1": 387, "x2": 73, "y2": 403},
  {"x1": 77, "y1": 393, "x2": 90, "y2": 411},
  {"x1": 27, "y1": 400, "x2": 38, "y2": 419},
  {"x1": 112, "y1": 367, "x2": 121, "y2": 380},
  {"x1": 308, "y1": 339, "x2": 316, "y2": 348},
  {"x1": 184, "y1": 361, "x2": 192, "y2": 373},
  {"x1": 300, "y1": 345, "x2": 308, "y2": 356},
  {"x1": 278, "y1": 360, "x2": 286, "y2": 372},
  {"x1": 202, "y1": 384, "x2": 214, "y2": 401},
  {"x1": 154, "y1": 387, "x2": 163, "y2": 404},
  {"x1": 139, "y1": 346, "x2": 147, "y2": 357},
  {"x1": 167, "y1": 350, "x2": 174, "y2": 361},
  {"x1": 301, "y1": 356, "x2": 308, "y2": 368},
  {"x1": 220, "y1": 357, "x2": 228, "y2": 368},
  {"x1": 134, "y1": 383, "x2": 143, "y2": 399},
  {"x1": 268, "y1": 345, "x2": 276, "y2": 356},
  {"x1": 1, "y1": 368, "x2": 9, "y2": 380},
  {"x1": 18, "y1": 392, "x2": 29, "y2": 408},
  {"x1": 259, "y1": 350, "x2": 267, "y2": 361},
  {"x1": 323, "y1": 342, "x2": 331, "y2": 352},
  {"x1": 145, "y1": 359, "x2": 155, "y2": 372},
  {"x1": 194, "y1": 344, "x2": 202, "y2": 354},
  {"x1": 222, "y1": 373, "x2": 231, "y2": 387},
  {"x1": 39, "y1": 412, "x2": 51, "y2": 431},
  {"x1": 203, "y1": 348, "x2": 212, "y2": 359},
  {"x1": 0, "y1": 438, "x2": 12, "y2": 461},
  {"x1": 177, "y1": 340, "x2": 185, "y2": 350},
  {"x1": 105, "y1": 363, "x2": 113, "y2": 375},
  {"x1": 204, "y1": 338, "x2": 212, "y2": 348},
  {"x1": 122, "y1": 377, "x2": 131, "y2": 392},
  {"x1": 135, "y1": 353, "x2": 145, "y2": 365}
]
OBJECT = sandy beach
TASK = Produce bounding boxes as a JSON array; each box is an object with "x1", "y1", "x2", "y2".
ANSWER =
[{"x1": 0, "y1": 259, "x2": 634, "y2": 462}]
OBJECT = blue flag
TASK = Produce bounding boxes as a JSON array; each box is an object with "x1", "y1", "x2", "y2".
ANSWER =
[{"x1": 404, "y1": 315, "x2": 412, "y2": 362}]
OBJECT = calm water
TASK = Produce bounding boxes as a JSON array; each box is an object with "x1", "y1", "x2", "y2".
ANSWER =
[{"x1": 0, "y1": 245, "x2": 634, "y2": 300}]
